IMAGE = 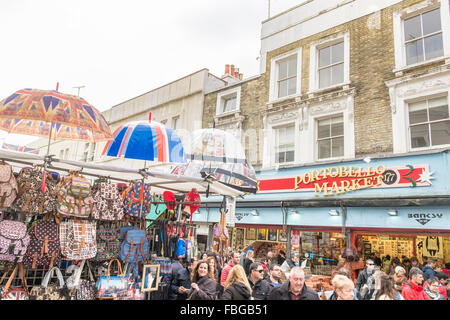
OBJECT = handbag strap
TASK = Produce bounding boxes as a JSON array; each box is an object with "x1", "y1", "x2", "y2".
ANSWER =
[
  {"x1": 42, "y1": 266, "x2": 65, "y2": 288},
  {"x1": 2, "y1": 263, "x2": 28, "y2": 294},
  {"x1": 106, "y1": 258, "x2": 123, "y2": 277}
]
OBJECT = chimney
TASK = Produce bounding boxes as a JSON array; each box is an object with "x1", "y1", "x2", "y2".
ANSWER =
[
  {"x1": 230, "y1": 65, "x2": 235, "y2": 76},
  {"x1": 225, "y1": 64, "x2": 230, "y2": 75},
  {"x1": 239, "y1": 73, "x2": 243, "y2": 80}
]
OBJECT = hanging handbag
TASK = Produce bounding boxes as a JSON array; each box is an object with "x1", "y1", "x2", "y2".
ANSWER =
[
  {"x1": 0, "y1": 161, "x2": 18, "y2": 209},
  {"x1": 96, "y1": 258, "x2": 129, "y2": 300},
  {"x1": 0, "y1": 263, "x2": 29, "y2": 300},
  {"x1": 122, "y1": 181, "x2": 151, "y2": 218},
  {"x1": 91, "y1": 181, "x2": 124, "y2": 221},
  {"x1": 56, "y1": 173, "x2": 94, "y2": 218},
  {"x1": 60, "y1": 220, "x2": 97, "y2": 260},
  {"x1": 0, "y1": 220, "x2": 30, "y2": 263},
  {"x1": 29, "y1": 267, "x2": 70, "y2": 300},
  {"x1": 68, "y1": 260, "x2": 97, "y2": 300}
]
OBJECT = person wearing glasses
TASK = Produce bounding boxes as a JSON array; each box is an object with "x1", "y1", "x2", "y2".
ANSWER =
[
  {"x1": 247, "y1": 263, "x2": 272, "y2": 300},
  {"x1": 268, "y1": 267, "x2": 319, "y2": 300},
  {"x1": 356, "y1": 258, "x2": 377, "y2": 300},
  {"x1": 266, "y1": 263, "x2": 283, "y2": 288}
]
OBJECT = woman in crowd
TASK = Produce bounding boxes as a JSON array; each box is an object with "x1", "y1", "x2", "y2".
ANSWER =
[
  {"x1": 207, "y1": 255, "x2": 223, "y2": 298},
  {"x1": 392, "y1": 266, "x2": 407, "y2": 295},
  {"x1": 372, "y1": 273, "x2": 403, "y2": 300},
  {"x1": 424, "y1": 277, "x2": 446, "y2": 300},
  {"x1": 243, "y1": 250, "x2": 255, "y2": 276},
  {"x1": 330, "y1": 274, "x2": 355, "y2": 300},
  {"x1": 186, "y1": 260, "x2": 217, "y2": 300},
  {"x1": 221, "y1": 265, "x2": 253, "y2": 300}
]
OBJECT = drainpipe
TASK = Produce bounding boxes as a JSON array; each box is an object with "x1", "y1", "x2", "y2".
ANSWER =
[{"x1": 340, "y1": 202, "x2": 349, "y2": 247}]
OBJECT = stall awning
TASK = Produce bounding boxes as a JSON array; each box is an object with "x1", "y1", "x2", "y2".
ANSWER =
[{"x1": 0, "y1": 149, "x2": 245, "y2": 197}]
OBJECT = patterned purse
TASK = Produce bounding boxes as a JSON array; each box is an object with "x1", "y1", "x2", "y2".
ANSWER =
[
  {"x1": 94, "y1": 223, "x2": 121, "y2": 261},
  {"x1": 0, "y1": 161, "x2": 18, "y2": 209},
  {"x1": 68, "y1": 260, "x2": 97, "y2": 300},
  {"x1": 0, "y1": 263, "x2": 29, "y2": 300},
  {"x1": 57, "y1": 174, "x2": 94, "y2": 218},
  {"x1": 60, "y1": 220, "x2": 97, "y2": 260},
  {"x1": 91, "y1": 181, "x2": 124, "y2": 221},
  {"x1": 122, "y1": 181, "x2": 151, "y2": 218},
  {"x1": 29, "y1": 267, "x2": 70, "y2": 300}
]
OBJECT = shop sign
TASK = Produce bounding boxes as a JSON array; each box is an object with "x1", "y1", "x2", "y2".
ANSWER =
[
  {"x1": 257, "y1": 164, "x2": 433, "y2": 196},
  {"x1": 408, "y1": 213, "x2": 443, "y2": 226},
  {"x1": 225, "y1": 196, "x2": 236, "y2": 227}
]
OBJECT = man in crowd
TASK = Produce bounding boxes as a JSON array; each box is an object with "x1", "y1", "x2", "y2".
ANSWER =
[
  {"x1": 422, "y1": 258, "x2": 437, "y2": 281},
  {"x1": 169, "y1": 259, "x2": 195, "y2": 300},
  {"x1": 329, "y1": 267, "x2": 362, "y2": 300},
  {"x1": 268, "y1": 267, "x2": 319, "y2": 300},
  {"x1": 267, "y1": 263, "x2": 283, "y2": 288},
  {"x1": 248, "y1": 262, "x2": 272, "y2": 300},
  {"x1": 163, "y1": 257, "x2": 184, "y2": 288},
  {"x1": 402, "y1": 267, "x2": 426, "y2": 300},
  {"x1": 220, "y1": 251, "x2": 240, "y2": 286},
  {"x1": 356, "y1": 258, "x2": 376, "y2": 299}
]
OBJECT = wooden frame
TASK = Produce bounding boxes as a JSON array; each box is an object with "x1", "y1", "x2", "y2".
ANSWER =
[
  {"x1": 268, "y1": 229, "x2": 278, "y2": 241},
  {"x1": 278, "y1": 229, "x2": 288, "y2": 242},
  {"x1": 141, "y1": 264, "x2": 160, "y2": 292},
  {"x1": 257, "y1": 228, "x2": 267, "y2": 241},
  {"x1": 246, "y1": 228, "x2": 257, "y2": 241}
]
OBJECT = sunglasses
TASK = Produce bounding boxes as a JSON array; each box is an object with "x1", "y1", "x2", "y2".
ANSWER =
[{"x1": 255, "y1": 269, "x2": 264, "y2": 273}]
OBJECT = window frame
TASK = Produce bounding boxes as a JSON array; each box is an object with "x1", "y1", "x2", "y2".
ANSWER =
[
  {"x1": 407, "y1": 95, "x2": 450, "y2": 150},
  {"x1": 274, "y1": 124, "x2": 296, "y2": 165},
  {"x1": 216, "y1": 86, "x2": 241, "y2": 116},
  {"x1": 309, "y1": 32, "x2": 350, "y2": 94},
  {"x1": 393, "y1": 1, "x2": 450, "y2": 73},
  {"x1": 315, "y1": 114, "x2": 345, "y2": 161},
  {"x1": 268, "y1": 47, "x2": 302, "y2": 103}
]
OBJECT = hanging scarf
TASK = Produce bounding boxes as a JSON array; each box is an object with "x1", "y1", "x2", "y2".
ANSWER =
[{"x1": 424, "y1": 285, "x2": 443, "y2": 300}]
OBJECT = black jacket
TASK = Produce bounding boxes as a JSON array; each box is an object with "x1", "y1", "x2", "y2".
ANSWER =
[
  {"x1": 243, "y1": 258, "x2": 253, "y2": 276},
  {"x1": 221, "y1": 282, "x2": 252, "y2": 300},
  {"x1": 248, "y1": 277, "x2": 272, "y2": 300},
  {"x1": 169, "y1": 267, "x2": 191, "y2": 300},
  {"x1": 188, "y1": 276, "x2": 217, "y2": 300},
  {"x1": 267, "y1": 280, "x2": 319, "y2": 300}
]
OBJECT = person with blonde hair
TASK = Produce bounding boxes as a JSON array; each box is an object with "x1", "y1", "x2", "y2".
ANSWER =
[
  {"x1": 331, "y1": 274, "x2": 355, "y2": 300},
  {"x1": 243, "y1": 249, "x2": 255, "y2": 276},
  {"x1": 221, "y1": 265, "x2": 253, "y2": 300}
]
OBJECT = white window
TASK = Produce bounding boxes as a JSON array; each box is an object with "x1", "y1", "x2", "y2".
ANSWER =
[
  {"x1": 309, "y1": 32, "x2": 350, "y2": 93},
  {"x1": 318, "y1": 42, "x2": 344, "y2": 89},
  {"x1": 277, "y1": 56, "x2": 297, "y2": 98},
  {"x1": 275, "y1": 125, "x2": 295, "y2": 163},
  {"x1": 82, "y1": 143, "x2": 89, "y2": 162},
  {"x1": 269, "y1": 47, "x2": 302, "y2": 102},
  {"x1": 409, "y1": 96, "x2": 449, "y2": 148},
  {"x1": 216, "y1": 86, "x2": 241, "y2": 116},
  {"x1": 317, "y1": 115, "x2": 344, "y2": 160},
  {"x1": 393, "y1": 2, "x2": 450, "y2": 72},
  {"x1": 64, "y1": 148, "x2": 69, "y2": 160},
  {"x1": 404, "y1": 8, "x2": 443, "y2": 65}
]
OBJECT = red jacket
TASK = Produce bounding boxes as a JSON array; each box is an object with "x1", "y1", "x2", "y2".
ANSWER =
[
  {"x1": 220, "y1": 260, "x2": 234, "y2": 286},
  {"x1": 401, "y1": 280, "x2": 426, "y2": 300}
]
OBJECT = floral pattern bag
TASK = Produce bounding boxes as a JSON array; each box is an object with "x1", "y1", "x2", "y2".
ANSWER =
[{"x1": 0, "y1": 263, "x2": 29, "y2": 300}]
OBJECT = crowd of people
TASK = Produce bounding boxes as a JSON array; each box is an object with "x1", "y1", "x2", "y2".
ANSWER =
[{"x1": 163, "y1": 246, "x2": 450, "y2": 300}]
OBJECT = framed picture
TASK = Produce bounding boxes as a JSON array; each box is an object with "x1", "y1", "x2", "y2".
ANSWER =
[
  {"x1": 257, "y1": 229, "x2": 267, "y2": 241},
  {"x1": 268, "y1": 229, "x2": 278, "y2": 241},
  {"x1": 278, "y1": 230, "x2": 288, "y2": 242},
  {"x1": 246, "y1": 228, "x2": 256, "y2": 241},
  {"x1": 141, "y1": 264, "x2": 160, "y2": 292}
]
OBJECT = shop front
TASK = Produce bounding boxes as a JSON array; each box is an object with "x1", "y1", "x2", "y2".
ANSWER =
[{"x1": 196, "y1": 149, "x2": 450, "y2": 278}]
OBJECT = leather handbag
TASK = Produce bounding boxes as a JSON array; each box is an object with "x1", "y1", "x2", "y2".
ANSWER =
[
  {"x1": 0, "y1": 263, "x2": 29, "y2": 300},
  {"x1": 96, "y1": 259, "x2": 129, "y2": 300},
  {"x1": 29, "y1": 267, "x2": 70, "y2": 300}
]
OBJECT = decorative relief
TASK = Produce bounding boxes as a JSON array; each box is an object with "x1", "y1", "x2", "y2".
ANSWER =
[
  {"x1": 398, "y1": 79, "x2": 449, "y2": 98},
  {"x1": 267, "y1": 111, "x2": 299, "y2": 124},
  {"x1": 309, "y1": 101, "x2": 347, "y2": 116}
]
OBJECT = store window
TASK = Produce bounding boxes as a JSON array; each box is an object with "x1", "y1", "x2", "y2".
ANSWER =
[
  {"x1": 317, "y1": 115, "x2": 344, "y2": 159},
  {"x1": 290, "y1": 230, "x2": 344, "y2": 276},
  {"x1": 275, "y1": 125, "x2": 295, "y2": 164},
  {"x1": 409, "y1": 96, "x2": 450, "y2": 148},
  {"x1": 404, "y1": 8, "x2": 443, "y2": 65}
]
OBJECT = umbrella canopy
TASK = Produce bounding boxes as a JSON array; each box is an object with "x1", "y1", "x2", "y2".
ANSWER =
[
  {"x1": 101, "y1": 119, "x2": 186, "y2": 163},
  {"x1": 172, "y1": 128, "x2": 257, "y2": 193},
  {"x1": 0, "y1": 88, "x2": 112, "y2": 142}
]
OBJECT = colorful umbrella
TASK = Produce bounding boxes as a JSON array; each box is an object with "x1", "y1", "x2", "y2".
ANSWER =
[
  {"x1": 0, "y1": 88, "x2": 112, "y2": 142},
  {"x1": 171, "y1": 128, "x2": 257, "y2": 193},
  {"x1": 101, "y1": 116, "x2": 186, "y2": 163}
]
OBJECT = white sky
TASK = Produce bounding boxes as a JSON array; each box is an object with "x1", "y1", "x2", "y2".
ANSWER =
[{"x1": 0, "y1": 0, "x2": 302, "y2": 146}]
